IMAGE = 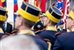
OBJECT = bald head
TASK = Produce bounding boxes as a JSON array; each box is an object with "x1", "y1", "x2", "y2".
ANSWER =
[{"x1": 0, "y1": 35, "x2": 40, "y2": 50}]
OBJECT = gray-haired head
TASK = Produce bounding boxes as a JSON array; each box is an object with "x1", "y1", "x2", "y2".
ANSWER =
[{"x1": 0, "y1": 35, "x2": 40, "y2": 50}]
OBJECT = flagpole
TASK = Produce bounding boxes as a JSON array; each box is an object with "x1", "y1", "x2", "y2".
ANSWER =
[
  {"x1": 63, "y1": 0, "x2": 70, "y2": 31},
  {"x1": 63, "y1": 0, "x2": 67, "y2": 30},
  {"x1": 50, "y1": 0, "x2": 52, "y2": 8}
]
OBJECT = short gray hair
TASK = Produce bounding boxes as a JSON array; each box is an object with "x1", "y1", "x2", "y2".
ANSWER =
[{"x1": 0, "y1": 35, "x2": 40, "y2": 50}]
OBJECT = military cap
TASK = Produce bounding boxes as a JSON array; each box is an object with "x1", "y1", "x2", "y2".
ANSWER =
[
  {"x1": 18, "y1": 2, "x2": 41, "y2": 23},
  {"x1": 68, "y1": 10, "x2": 74, "y2": 20},
  {"x1": 0, "y1": 7, "x2": 7, "y2": 22},
  {"x1": 45, "y1": 6, "x2": 63, "y2": 23}
]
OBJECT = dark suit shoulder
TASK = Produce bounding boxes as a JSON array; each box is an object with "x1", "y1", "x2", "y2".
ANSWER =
[
  {"x1": 57, "y1": 32, "x2": 74, "y2": 40},
  {"x1": 38, "y1": 30, "x2": 57, "y2": 37},
  {"x1": 53, "y1": 32, "x2": 74, "y2": 50},
  {"x1": 38, "y1": 30, "x2": 57, "y2": 44}
]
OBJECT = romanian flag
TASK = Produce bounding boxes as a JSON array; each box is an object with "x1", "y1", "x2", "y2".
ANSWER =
[{"x1": 14, "y1": 0, "x2": 18, "y2": 12}]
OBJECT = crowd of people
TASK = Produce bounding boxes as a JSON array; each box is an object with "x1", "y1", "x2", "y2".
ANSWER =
[{"x1": 0, "y1": 1, "x2": 74, "y2": 50}]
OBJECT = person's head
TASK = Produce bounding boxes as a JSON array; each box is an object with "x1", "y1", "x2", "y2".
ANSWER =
[
  {"x1": 32, "y1": 14, "x2": 49, "y2": 31},
  {"x1": 15, "y1": 15, "x2": 35, "y2": 29},
  {"x1": 45, "y1": 7, "x2": 63, "y2": 26},
  {"x1": 15, "y1": 2, "x2": 41, "y2": 29},
  {"x1": 0, "y1": 7, "x2": 7, "y2": 26},
  {"x1": 0, "y1": 35, "x2": 48, "y2": 50},
  {"x1": 39, "y1": 13, "x2": 49, "y2": 26},
  {"x1": 66, "y1": 10, "x2": 74, "y2": 29}
]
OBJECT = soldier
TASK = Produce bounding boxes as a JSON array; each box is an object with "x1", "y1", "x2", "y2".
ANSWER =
[
  {"x1": 37, "y1": 6, "x2": 63, "y2": 49},
  {"x1": 32, "y1": 13, "x2": 49, "y2": 35},
  {"x1": 52, "y1": 9, "x2": 74, "y2": 50},
  {"x1": 15, "y1": 2, "x2": 41, "y2": 35},
  {"x1": 13, "y1": 2, "x2": 48, "y2": 50},
  {"x1": 0, "y1": 7, "x2": 7, "y2": 39}
]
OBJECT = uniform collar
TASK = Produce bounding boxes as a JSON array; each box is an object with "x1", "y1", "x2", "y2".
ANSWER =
[
  {"x1": 46, "y1": 26, "x2": 57, "y2": 31},
  {"x1": 18, "y1": 30, "x2": 35, "y2": 35}
]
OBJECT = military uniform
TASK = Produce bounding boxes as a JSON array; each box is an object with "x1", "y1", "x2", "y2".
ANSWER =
[
  {"x1": 38, "y1": 26, "x2": 57, "y2": 44},
  {"x1": 16, "y1": 2, "x2": 48, "y2": 50},
  {"x1": 55, "y1": 20, "x2": 67, "y2": 36},
  {"x1": 52, "y1": 9, "x2": 74, "y2": 50},
  {"x1": 37, "y1": 6, "x2": 63, "y2": 49},
  {"x1": 32, "y1": 13, "x2": 47, "y2": 32},
  {"x1": 17, "y1": 2, "x2": 41, "y2": 35},
  {"x1": 31, "y1": 35, "x2": 48, "y2": 50},
  {"x1": 52, "y1": 32, "x2": 74, "y2": 50},
  {"x1": 0, "y1": 7, "x2": 7, "y2": 39},
  {"x1": 32, "y1": 21, "x2": 45, "y2": 34}
]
